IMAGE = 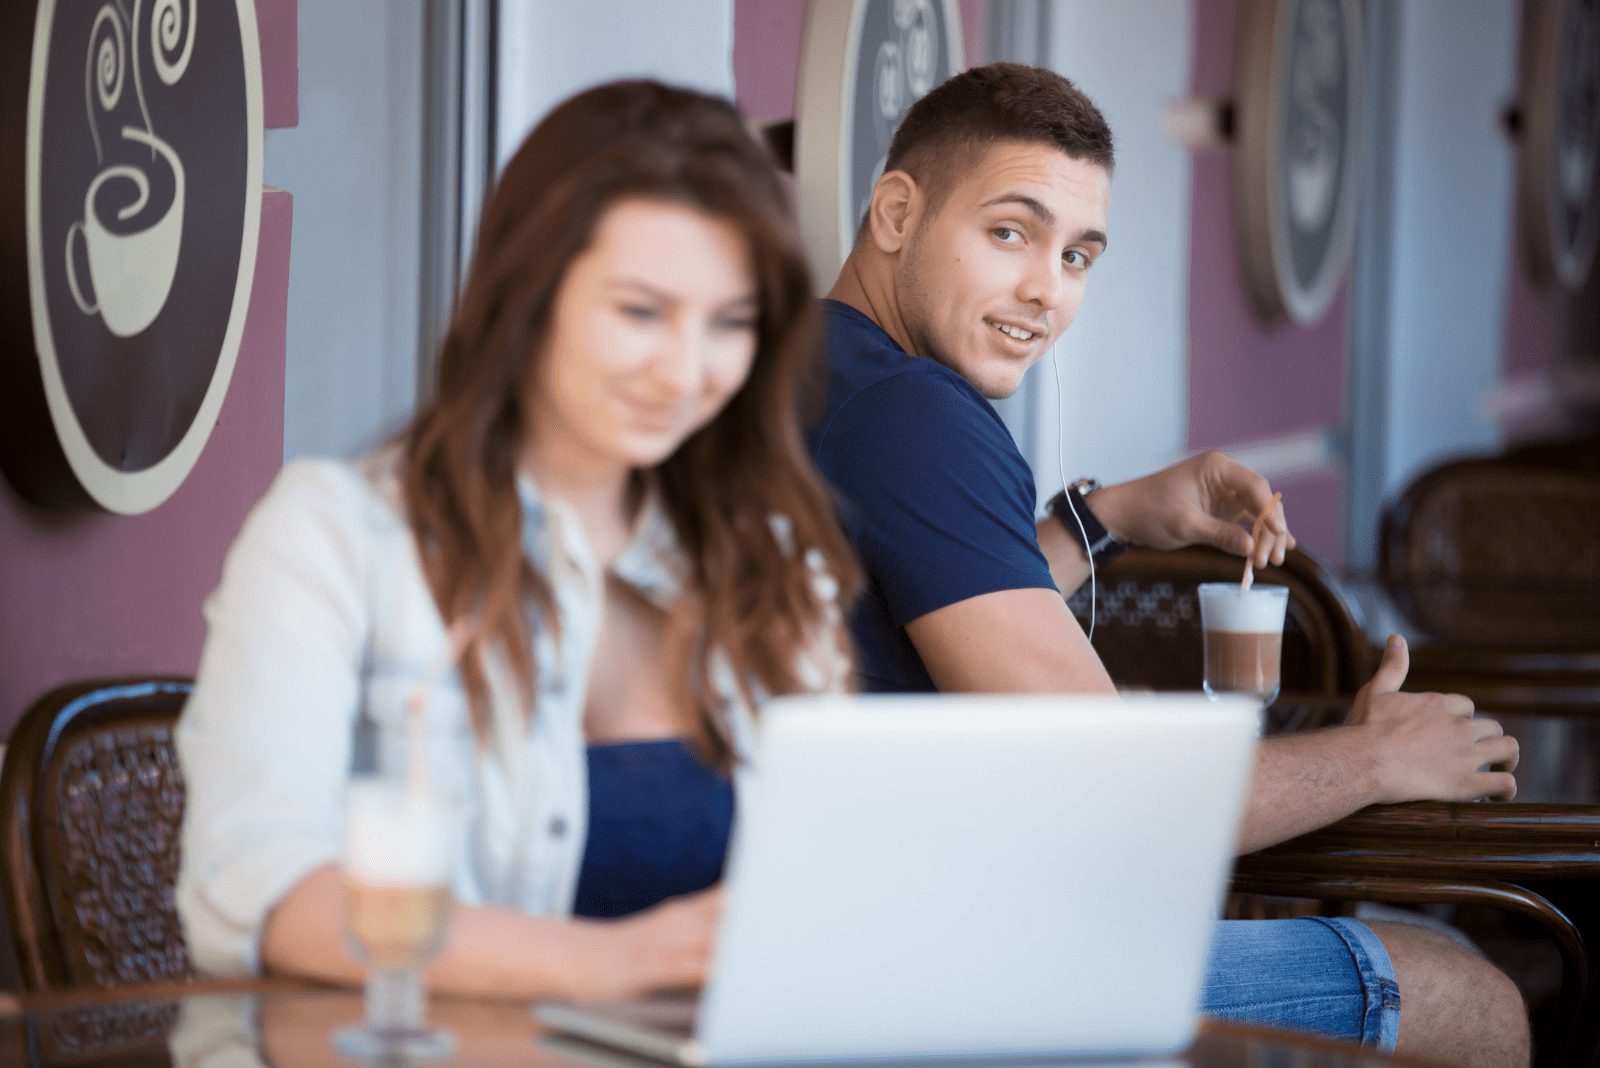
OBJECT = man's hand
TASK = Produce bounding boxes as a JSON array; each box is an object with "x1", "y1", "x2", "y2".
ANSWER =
[
  {"x1": 1352, "y1": 635, "x2": 1519, "y2": 804},
  {"x1": 1088, "y1": 451, "x2": 1295, "y2": 568},
  {"x1": 1238, "y1": 634, "x2": 1519, "y2": 852}
]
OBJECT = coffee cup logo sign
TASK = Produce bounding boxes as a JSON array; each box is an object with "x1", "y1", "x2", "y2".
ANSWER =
[
  {"x1": 853, "y1": 0, "x2": 946, "y2": 227},
  {"x1": 1232, "y1": 0, "x2": 1362, "y2": 327},
  {"x1": 1517, "y1": 0, "x2": 1600, "y2": 292},
  {"x1": 7, "y1": 0, "x2": 263, "y2": 513},
  {"x1": 796, "y1": 0, "x2": 963, "y2": 285},
  {"x1": 70, "y1": 2, "x2": 193, "y2": 339}
]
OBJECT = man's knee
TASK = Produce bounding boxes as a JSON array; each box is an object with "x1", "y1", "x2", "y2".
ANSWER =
[{"x1": 1366, "y1": 919, "x2": 1530, "y2": 1068}]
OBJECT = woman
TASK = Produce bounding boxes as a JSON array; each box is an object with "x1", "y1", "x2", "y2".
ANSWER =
[{"x1": 176, "y1": 81, "x2": 860, "y2": 1001}]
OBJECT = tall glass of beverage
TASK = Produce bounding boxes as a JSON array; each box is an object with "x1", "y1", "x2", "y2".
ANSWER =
[
  {"x1": 1198, "y1": 583, "x2": 1290, "y2": 712},
  {"x1": 333, "y1": 775, "x2": 456, "y2": 1060}
]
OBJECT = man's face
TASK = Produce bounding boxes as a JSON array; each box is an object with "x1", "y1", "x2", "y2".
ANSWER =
[{"x1": 896, "y1": 142, "x2": 1110, "y2": 399}]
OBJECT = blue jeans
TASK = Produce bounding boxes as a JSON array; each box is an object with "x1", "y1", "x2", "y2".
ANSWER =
[{"x1": 1201, "y1": 917, "x2": 1402, "y2": 1052}]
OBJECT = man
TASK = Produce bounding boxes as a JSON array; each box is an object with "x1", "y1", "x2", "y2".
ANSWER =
[{"x1": 811, "y1": 63, "x2": 1528, "y2": 1067}]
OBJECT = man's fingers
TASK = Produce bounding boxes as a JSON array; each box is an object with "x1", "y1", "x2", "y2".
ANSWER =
[
  {"x1": 1477, "y1": 733, "x2": 1520, "y2": 772},
  {"x1": 1367, "y1": 635, "x2": 1410, "y2": 695},
  {"x1": 1445, "y1": 693, "x2": 1476, "y2": 718},
  {"x1": 1470, "y1": 770, "x2": 1518, "y2": 801},
  {"x1": 1470, "y1": 715, "x2": 1505, "y2": 740},
  {"x1": 1224, "y1": 463, "x2": 1292, "y2": 563},
  {"x1": 1201, "y1": 516, "x2": 1252, "y2": 557}
]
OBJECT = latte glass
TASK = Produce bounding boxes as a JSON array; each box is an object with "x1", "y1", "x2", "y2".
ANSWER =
[
  {"x1": 333, "y1": 776, "x2": 456, "y2": 1061},
  {"x1": 1198, "y1": 583, "x2": 1290, "y2": 711}
]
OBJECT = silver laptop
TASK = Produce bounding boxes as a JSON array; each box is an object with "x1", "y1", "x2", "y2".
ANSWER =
[{"x1": 536, "y1": 693, "x2": 1258, "y2": 1066}]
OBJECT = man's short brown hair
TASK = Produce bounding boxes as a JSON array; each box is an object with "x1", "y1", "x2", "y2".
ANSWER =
[{"x1": 881, "y1": 62, "x2": 1114, "y2": 221}]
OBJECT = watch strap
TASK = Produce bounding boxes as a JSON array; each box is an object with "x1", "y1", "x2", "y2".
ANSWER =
[{"x1": 1049, "y1": 482, "x2": 1126, "y2": 568}]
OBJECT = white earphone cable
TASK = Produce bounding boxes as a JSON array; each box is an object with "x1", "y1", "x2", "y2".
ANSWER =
[{"x1": 1050, "y1": 347, "x2": 1094, "y2": 641}]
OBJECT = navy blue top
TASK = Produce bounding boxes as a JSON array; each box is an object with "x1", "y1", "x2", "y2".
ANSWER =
[
  {"x1": 809, "y1": 300, "x2": 1056, "y2": 693},
  {"x1": 571, "y1": 739, "x2": 734, "y2": 918}
]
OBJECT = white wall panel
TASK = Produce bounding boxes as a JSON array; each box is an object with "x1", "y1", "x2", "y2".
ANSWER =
[
  {"x1": 496, "y1": 0, "x2": 736, "y2": 174},
  {"x1": 1379, "y1": 0, "x2": 1516, "y2": 496},
  {"x1": 1028, "y1": 0, "x2": 1194, "y2": 505},
  {"x1": 268, "y1": 1, "x2": 422, "y2": 462}
]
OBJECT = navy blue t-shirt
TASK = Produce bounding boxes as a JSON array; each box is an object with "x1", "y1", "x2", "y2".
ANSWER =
[{"x1": 809, "y1": 300, "x2": 1056, "y2": 692}]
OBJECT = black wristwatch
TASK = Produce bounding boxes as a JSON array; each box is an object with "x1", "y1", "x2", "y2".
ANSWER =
[{"x1": 1048, "y1": 478, "x2": 1126, "y2": 568}]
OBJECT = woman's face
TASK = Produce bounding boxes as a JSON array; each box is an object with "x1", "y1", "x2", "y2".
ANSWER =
[{"x1": 529, "y1": 198, "x2": 760, "y2": 475}]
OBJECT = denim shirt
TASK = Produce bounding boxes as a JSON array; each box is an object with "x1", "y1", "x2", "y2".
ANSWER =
[{"x1": 176, "y1": 448, "x2": 847, "y2": 977}]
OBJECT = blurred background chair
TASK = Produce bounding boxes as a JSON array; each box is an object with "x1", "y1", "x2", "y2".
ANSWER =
[
  {"x1": 1378, "y1": 432, "x2": 1600, "y2": 729},
  {"x1": 0, "y1": 678, "x2": 194, "y2": 994},
  {"x1": 1067, "y1": 546, "x2": 1600, "y2": 1068}
]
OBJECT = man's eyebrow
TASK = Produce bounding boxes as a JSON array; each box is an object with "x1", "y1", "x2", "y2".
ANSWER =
[
  {"x1": 979, "y1": 194, "x2": 1056, "y2": 227},
  {"x1": 979, "y1": 196, "x2": 1108, "y2": 249}
]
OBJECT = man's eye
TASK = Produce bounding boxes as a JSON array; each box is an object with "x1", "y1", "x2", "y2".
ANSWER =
[
  {"x1": 1064, "y1": 250, "x2": 1088, "y2": 268},
  {"x1": 621, "y1": 305, "x2": 660, "y2": 321},
  {"x1": 716, "y1": 317, "x2": 758, "y2": 332},
  {"x1": 993, "y1": 227, "x2": 1019, "y2": 243}
]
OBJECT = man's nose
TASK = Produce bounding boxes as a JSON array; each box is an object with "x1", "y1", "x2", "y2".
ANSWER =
[{"x1": 1016, "y1": 249, "x2": 1066, "y2": 310}]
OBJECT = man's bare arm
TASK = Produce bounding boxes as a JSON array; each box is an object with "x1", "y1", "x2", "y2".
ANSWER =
[
  {"x1": 906, "y1": 586, "x2": 1519, "y2": 853},
  {"x1": 904, "y1": 587, "x2": 1116, "y2": 694}
]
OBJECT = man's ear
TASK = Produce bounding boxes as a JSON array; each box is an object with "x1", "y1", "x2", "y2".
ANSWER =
[{"x1": 865, "y1": 170, "x2": 922, "y2": 254}]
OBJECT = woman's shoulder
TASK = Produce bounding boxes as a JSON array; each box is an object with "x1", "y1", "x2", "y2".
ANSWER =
[{"x1": 233, "y1": 447, "x2": 409, "y2": 563}]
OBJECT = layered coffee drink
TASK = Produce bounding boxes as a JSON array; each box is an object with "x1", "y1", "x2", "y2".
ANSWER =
[
  {"x1": 1197, "y1": 583, "x2": 1290, "y2": 707},
  {"x1": 343, "y1": 781, "x2": 454, "y2": 970}
]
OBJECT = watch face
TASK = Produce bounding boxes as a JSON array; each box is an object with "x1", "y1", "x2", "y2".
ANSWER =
[{"x1": 4, "y1": 0, "x2": 263, "y2": 513}]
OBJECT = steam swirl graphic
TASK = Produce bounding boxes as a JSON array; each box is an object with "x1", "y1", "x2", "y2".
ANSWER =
[
  {"x1": 85, "y1": 6, "x2": 127, "y2": 163},
  {"x1": 151, "y1": 0, "x2": 196, "y2": 86},
  {"x1": 92, "y1": 8, "x2": 125, "y2": 110}
]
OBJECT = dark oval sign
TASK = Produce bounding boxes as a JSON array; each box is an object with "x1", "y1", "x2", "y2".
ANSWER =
[
  {"x1": 796, "y1": 0, "x2": 964, "y2": 285},
  {"x1": 1233, "y1": 0, "x2": 1362, "y2": 327},
  {"x1": 4, "y1": 0, "x2": 262, "y2": 513},
  {"x1": 1517, "y1": 0, "x2": 1600, "y2": 292}
]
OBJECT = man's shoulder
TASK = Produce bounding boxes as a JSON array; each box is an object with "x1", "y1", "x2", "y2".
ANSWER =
[{"x1": 818, "y1": 301, "x2": 1002, "y2": 445}]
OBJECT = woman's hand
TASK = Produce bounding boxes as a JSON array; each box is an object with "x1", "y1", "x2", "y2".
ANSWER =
[
  {"x1": 573, "y1": 887, "x2": 723, "y2": 1002},
  {"x1": 263, "y1": 865, "x2": 724, "y2": 1004}
]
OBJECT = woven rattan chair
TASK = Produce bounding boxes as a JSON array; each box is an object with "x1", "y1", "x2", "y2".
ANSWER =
[
  {"x1": 1380, "y1": 456, "x2": 1600, "y2": 650},
  {"x1": 1377, "y1": 446, "x2": 1600, "y2": 717},
  {"x1": 0, "y1": 677, "x2": 195, "y2": 994}
]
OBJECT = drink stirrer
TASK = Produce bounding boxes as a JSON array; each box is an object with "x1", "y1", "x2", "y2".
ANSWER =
[
  {"x1": 404, "y1": 620, "x2": 471, "y2": 795},
  {"x1": 1240, "y1": 492, "x2": 1283, "y2": 593}
]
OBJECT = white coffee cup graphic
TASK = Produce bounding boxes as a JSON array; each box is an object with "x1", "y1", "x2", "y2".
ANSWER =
[{"x1": 66, "y1": 126, "x2": 186, "y2": 338}]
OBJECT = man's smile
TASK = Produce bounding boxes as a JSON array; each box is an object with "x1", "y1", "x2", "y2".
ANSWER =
[{"x1": 986, "y1": 317, "x2": 1047, "y2": 346}]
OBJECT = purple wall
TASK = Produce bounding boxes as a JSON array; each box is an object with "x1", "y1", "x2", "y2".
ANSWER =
[
  {"x1": 733, "y1": 0, "x2": 985, "y2": 122},
  {"x1": 259, "y1": 0, "x2": 299, "y2": 129},
  {"x1": 1186, "y1": 0, "x2": 1347, "y2": 564},
  {"x1": 0, "y1": 0, "x2": 297, "y2": 735},
  {"x1": 733, "y1": 0, "x2": 806, "y2": 121}
]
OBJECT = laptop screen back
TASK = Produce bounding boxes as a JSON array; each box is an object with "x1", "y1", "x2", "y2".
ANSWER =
[{"x1": 696, "y1": 693, "x2": 1258, "y2": 1064}]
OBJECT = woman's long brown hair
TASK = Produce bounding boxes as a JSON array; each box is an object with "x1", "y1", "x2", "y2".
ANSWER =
[{"x1": 402, "y1": 81, "x2": 860, "y2": 768}]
